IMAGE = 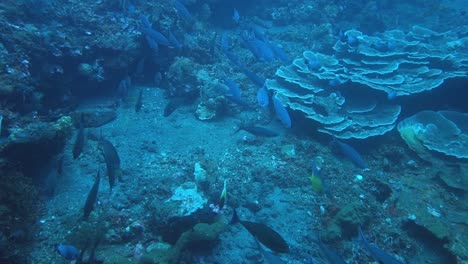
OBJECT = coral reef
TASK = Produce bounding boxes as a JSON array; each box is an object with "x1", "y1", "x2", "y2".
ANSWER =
[
  {"x1": 266, "y1": 26, "x2": 467, "y2": 139},
  {"x1": 397, "y1": 110, "x2": 468, "y2": 159},
  {"x1": 166, "y1": 181, "x2": 207, "y2": 217},
  {"x1": 141, "y1": 216, "x2": 228, "y2": 264},
  {"x1": 0, "y1": 0, "x2": 466, "y2": 263}
]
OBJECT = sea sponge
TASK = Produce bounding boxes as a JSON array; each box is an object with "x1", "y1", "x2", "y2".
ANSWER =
[{"x1": 397, "y1": 123, "x2": 426, "y2": 154}]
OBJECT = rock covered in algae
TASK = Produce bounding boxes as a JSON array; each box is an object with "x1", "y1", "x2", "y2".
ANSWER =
[
  {"x1": 324, "y1": 202, "x2": 370, "y2": 241},
  {"x1": 140, "y1": 217, "x2": 228, "y2": 264}
]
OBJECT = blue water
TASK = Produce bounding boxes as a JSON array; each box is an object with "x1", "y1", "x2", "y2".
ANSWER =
[{"x1": 0, "y1": 0, "x2": 466, "y2": 263}]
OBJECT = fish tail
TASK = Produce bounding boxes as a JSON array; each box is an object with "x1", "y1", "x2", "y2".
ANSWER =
[
  {"x1": 356, "y1": 225, "x2": 366, "y2": 245},
  {"x1": 234, "y1": 123, "x2": 243, "y2": 134},
  {"x1": 230, "y1": 208, "x2": 240, "y2": 225},
  {"x1": 116, "y1": 169, "x2": 124, "y2": 182}
]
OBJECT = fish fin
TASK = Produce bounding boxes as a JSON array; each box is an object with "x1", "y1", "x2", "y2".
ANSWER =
[
  {"x1": 77, "y1": 239, "x2": 90, "y2": 263},
  {"x1": 311, "y1": 232, "x2": 323, "y2": 245},
  {"x1": 116, "y1": 169, "x2": 124, "y2": 182},
  {"x1": 230, "y1": 208, "x2": 240, "y2": 225},
  {"x1": 233, "y1": 123, "x2": 244, "y2": 134},
  {"x1": 355, "y1": 225, "x2": 366, "y2": 245}
]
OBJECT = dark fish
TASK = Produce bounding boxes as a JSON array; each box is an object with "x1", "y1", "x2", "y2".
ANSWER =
[
  {"x1": 238, "y1": 125, "x2": 278, "y2": 137},
  {"x1": 76, "y1": 233, "x2": 104, "y2": 264},
  {"x1": 99, "y1": 139, "x2": 121, "y2": 190},
  {"x1": 357, "y1": 226, "x2": 404, "y2": 264},
  {"x1": 231, "y1": 209, "x2": 289, "y2": 253},
  {"x1": 135, "y1": 88, "x2": 143, "y2": 112},
  {"x1": 209, "y1": 32, "x2": 218, "y2": 55},
  {"x1": 255, "y1": 239, "x2": 286, "y2": 264},
  {"x1": 135, "y1": 58, "x2": 145, "y2": 78},
  {"x1": 333, "y1": 140, "x2": 367, "y2": 169},
  {"x1": 43, "y1": 169, "x2": 59, "y2": 198},
  {"x1": 56, "y1": 244, "x2": 80, "y2": 260},
  {"x1": 117, "y1": 77, "x2": 131, "y2": 99},
  {"x1": 154, "y1": 72, "x2": 162, "y2": 86},
  {"x1": 83, "y1": 171, "x2": 100, "y2": 220},
  {"x1": 85, "y1": 232, "x2": 104, "y2": 264},
  {"x1": 163, "y1": 96, "x2": 196, "y2": 117},
  {"x1": 314, "y1": 235, "x2": 346, "y2": 264},
  {"x1": 56, "y1": 154, "x2": 64, "y2": 175},
  {"x1": 164, "y1": 98, "x2": 183, "y2": 117},
  {"x1": 8, "y1": 229, "x2": 26, "y2": 242},
  {"x1": 72, "y1": 114, "x2": 85, "y2": 159}
]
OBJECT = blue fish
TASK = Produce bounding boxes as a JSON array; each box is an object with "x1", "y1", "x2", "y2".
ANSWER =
[
  {"x1": 140, "y1": 15, "x2": 169, "y2": 47},
  {"x1": 387, "y1": 89, "x2": 397, "y2": 100},
  {"x1": 168, "y1": 29, "x2": 182, "y2": 49},
  {"x1": 249, "y1": 24, "x2": 267, "y2": 41},
  {"x1": 145, "y1": 28, "x2": 170, "y2": 46},
  {"x1": 56, "y1": 244, "x2": 80, "y2": 260},
  {"x1": 145, "y1": 35, "x2": 159, "y2": 50},
  {"x1": 269, "y1": 43, "x2": 290, "y2": 63},
  {"x1": 232, "y1": 9, "x2": 240, "y2": 23},
  {"x1": 387, "y1": 41, "x2": 397, "y2": 51},
  {"x1": 347, "y1": 35, "x2": 359, "y2": 47},
  {"x1": 238, "y1": 125, "x2": 278, "y2": 137},
  {"x1": 338, "y1": 30, "x2": 347, "y2": 43},
  {"x1": 117, "y1": 76, "x2": 131, "y2": 98},
  {"x1": 173, "y1": 0, "x2": 194, "y2": 22},
  {"x1": 373, "y1": 41, "x2": 397, "y2": 52},
  {"x1": 307, "y1": 59, "x2": 321, "y2": 70},
  {"x1": 224, "y1": 50, "x2": 244, "y2": 68},
  {"x1": 272, "y1": 96, "x2": 291, "y2": 128},
  {"x1": 246, "y1": 39, "x2": 275, "y2": 61},
  {"x1": 256, "y1": 86, "x2": 269, "y2": 108},
  {"x1": 334, "y1": 140, "x2": 367, "y2": 169},
  {"x1": 224, "y1": 78, "x2": 242, "y2": 101},
  {"x1": 221, "y1": 32, "x2": 230, "y2": 51},
  {"x1": 140, "y1": 14, "x2": 152, "y2": 29},
  {"x1": 357, "y1": 226, "x2": 404, "y2": 264},
  {"x1": 314, "y1": 236, "x2": 347, "y2": 264},
  {"x1": 222, "y1": 79, "x2": 250, "y2": 107},
  {"x1": 328, "y1": 77, "x2": 342, "y2": 87},
  {"x1": 241, "y1": 66, "x2": 265, "y2": 87}
]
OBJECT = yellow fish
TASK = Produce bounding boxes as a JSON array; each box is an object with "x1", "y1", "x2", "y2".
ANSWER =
[{"x1": 308, "y1": 173, "x2": 324, "y2": 193}]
